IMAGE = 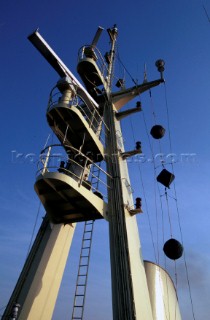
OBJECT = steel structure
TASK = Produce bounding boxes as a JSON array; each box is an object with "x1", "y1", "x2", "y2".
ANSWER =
[{"x1": 2, "y1": 26, "x2": 182, "y2": 320}]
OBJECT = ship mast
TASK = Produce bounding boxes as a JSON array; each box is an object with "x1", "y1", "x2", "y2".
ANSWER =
[
  {"x1": 2, "y1": 26, "x2": 176, "y2": 320},
  {"x1": 104, "y1": 26, "x2": 136, "y2": 318}
]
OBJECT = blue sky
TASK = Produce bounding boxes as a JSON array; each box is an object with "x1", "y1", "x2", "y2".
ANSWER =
[{"x1": 1, "y1": 0, "x2": 210, "y2": 319}]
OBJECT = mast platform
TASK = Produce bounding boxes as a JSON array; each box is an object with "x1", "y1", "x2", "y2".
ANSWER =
[
  {"x1": 35, "y1": 171, "x2": 107, "y2": 224},
  {"x1": 77, "y1": 46, "x2": 108, "y2": 99},
  {"x1": 47, "y1": 103, "x2": 105, "y2": 162},
  {"x1": 77, "y1": 57, "x2": 104, "y2": 87}
]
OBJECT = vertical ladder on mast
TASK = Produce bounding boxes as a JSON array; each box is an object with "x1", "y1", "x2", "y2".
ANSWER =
[
  {"x1": 71, "y1": 163, "x2": 102, "y2": 320},
  {"x1": 71, "y1": 220, "x2": 94, "y2": 320}
]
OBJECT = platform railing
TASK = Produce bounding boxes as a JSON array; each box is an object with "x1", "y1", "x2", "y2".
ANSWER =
[
  {"x1": 36, "y1": 144, "x2": 111, "y2": 199},
  {"x1": 47, "y1": 88, "x2": 107, "y2": 144},
  {"x1": 78, "y1": 45, "x2": 109, "y2": 80}
]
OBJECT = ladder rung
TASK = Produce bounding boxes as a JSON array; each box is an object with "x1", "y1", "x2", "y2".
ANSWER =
[
  {"x1": 77, "y1": 284, "x2": 85, "y2": 287},
  {"x1": 74, "y1": 305, "x2": 83, "y2": 308},
  {"x1": 72, "y1": 220, "x2": 95, "y2": 319}
]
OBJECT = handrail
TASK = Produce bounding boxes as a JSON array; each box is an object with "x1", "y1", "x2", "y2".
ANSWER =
[
  {"x1": 36, "y1": 144, "x2": 111, "y2": 198},
  {"x1": 46, "y1": 88, "x2": 109, "y2": 143},
  {"x1": 78, "y1": 45, "x2": 109, "y2": 79}
]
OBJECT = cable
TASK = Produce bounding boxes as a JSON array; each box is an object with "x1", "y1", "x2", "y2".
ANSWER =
[
  {"x1": 141, "y1": 101, "x2": 167, "y2": 263},
  {"x1": 116, "y1": 47, "x2": 138, "y2": 86},
  {"x1": 128, "y1": 114, "x2": 158, "y2": 263},
  {"x1": 26, "y1": 201, "x2": 42, "y2": 259},
  {"x1": 144, "y1": 87, "x2": 181, "y2": 319},
  {"x1": 164, "y1": 189, "x2": 173, "y2": 237},
  {"x1": 164, "y1": 83, "x2": 196, "y2": 319},
  {"x1": 203, "y1": 4, "x2": 210, "y2": 23},
  {"x1": 114, "y1": 47, "x2": 191, "y2": 317}
]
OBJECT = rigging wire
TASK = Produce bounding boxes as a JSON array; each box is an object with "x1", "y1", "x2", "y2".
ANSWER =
[
  {"x1": 149, "y1": 89, "x2": 157, "y2": 123},
  {"x1": 174, "y1": 260, "x2": 179, "y2": 320},
  {"x1": 112, "y1": 40, "x2": 195, "y2": 317},
  {"x1": 116, "y1": 50, "x2": 186, "y2": 318},
  {"x1": 203, "y1": 4, "x2": 210, "y2": 23},
  {"x1": 148, "y1": 89, "x2": 165, "y2": 168},
  {"x1": 116, "y1": 47, "x2": 138, "y2": 86},
  {"x1": 163, "y1": 83, "x2": 196, "y2": 319},
  {"x1": 164, "y1": 189, "x2": 173, "y2": 238},
  {"x1": 128, "y1": 109, "x2": 158, "y2": 263},
  {"x1": 141, "y1": 97, "x2": 167, "y2": 264},
  {"x1": 145, "y1": 81, "x2": 195, "y2": 318},
  {"x1": 149, "y1": 89, "x2": 177, "y2": 233},
  {"x1": 143, "y1": 86, "x2": 183, "y2": 318},
  {"x1": 147, "y1": 88, "x2": 169, "y2": 262},
  {"x1": 139, "y1": 97, "x2": 174, "y2": 319},
  {"x1": 141, "y1": 86, "x2": 171, "y2": 266},
  {"x1": 26, "y1": 133, "x2": 52, "y2": 259},
  {"x1": 26, "y1": 201, "x2": 42, "y2": 259},
  {"x1": 153, "y1": 169, "x2": 160, "y2": 263}
]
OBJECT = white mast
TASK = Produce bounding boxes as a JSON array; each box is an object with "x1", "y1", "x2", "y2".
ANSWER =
[{"x1": 2, "y1": 26, "x2": 181, "y2": 320}]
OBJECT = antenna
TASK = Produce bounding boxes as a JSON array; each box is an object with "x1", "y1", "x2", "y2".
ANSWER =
[
  {"x1": 91, "y1": 26, "x2": 104, "y2": 48},
  {"x1": 203, "y1": 4, "x2": 210, "y2": 23},
  {"x1": 143, "y1": 63, "x2": 147, "y2": 83}
]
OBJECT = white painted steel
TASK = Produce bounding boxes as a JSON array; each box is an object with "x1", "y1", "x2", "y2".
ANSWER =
[
  {"x1": 28, "y1": 31, "x2": 99, "y2": 108},
  {"x1": 144, "y1": 261, "x2": 182, "y2": 320},
  {"x1": 4, "y1": 28, "x2": 173, "y2": 320},
  {"x1": 35, "y1": 171, "x2": 108, "y2": 222},
  {"x1": 19, "y1": 224, "x2": 75, "y2": 320}
]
